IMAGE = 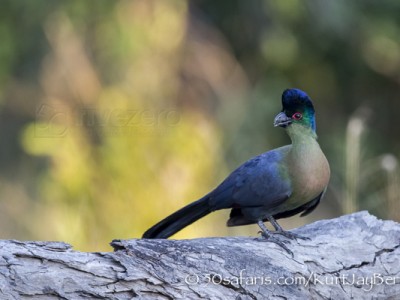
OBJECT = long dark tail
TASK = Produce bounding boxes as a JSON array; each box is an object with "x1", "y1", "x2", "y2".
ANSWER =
[{"x1": 142, "y1": 196, "x2": 211, "y2": 239}]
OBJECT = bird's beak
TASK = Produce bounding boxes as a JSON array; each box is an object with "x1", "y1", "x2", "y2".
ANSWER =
[{"x1": 274, "y1": 112, "x2": 292, "y2": 127}]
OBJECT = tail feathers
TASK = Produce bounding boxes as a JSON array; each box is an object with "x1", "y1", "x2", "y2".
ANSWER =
[{"x1": 142, "y1": 196, "x2": 211, "y2": 239}]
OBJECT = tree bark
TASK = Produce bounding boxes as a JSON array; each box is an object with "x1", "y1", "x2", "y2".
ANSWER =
[{"x1": 0, "y1": 211, "x2": 399, "y2": 299}]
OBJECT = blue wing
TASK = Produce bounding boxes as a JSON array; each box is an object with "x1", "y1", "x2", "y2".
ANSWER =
[{"x1": 208, "y1": 146, "x2": 292, "y2": 211}]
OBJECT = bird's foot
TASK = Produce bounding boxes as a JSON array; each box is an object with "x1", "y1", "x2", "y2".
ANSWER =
[
  {"x1": 256, "y1": 231, "x2": 293, "y2": 257},
  {"x1": 271, "y1": 230, "x2": 310, "y2": 241}
]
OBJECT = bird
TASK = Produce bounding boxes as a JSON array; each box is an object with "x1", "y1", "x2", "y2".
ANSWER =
[{"x1": 143, "y1": 88, "x2": 330, "y2": 254}]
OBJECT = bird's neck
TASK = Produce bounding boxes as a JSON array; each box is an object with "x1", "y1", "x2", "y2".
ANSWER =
[
  {"x1": 284, "y1": 123, "x2": 330, "y2": 204},
  {"x1": 286, "y1": 124, "x2": 318, "y2": 147}
]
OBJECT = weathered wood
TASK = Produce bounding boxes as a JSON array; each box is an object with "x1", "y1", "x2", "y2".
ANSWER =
[{"x1": 0, "y1": 211, "x2": 399, "y2": 299}]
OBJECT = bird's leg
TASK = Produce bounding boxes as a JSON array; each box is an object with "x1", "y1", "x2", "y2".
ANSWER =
[
  {"x1": 257, "y1": 220, "x2": 293, "y2": 257},
  {"x1": 266, "y1": 215, "x2": 310, "y2": 240}
]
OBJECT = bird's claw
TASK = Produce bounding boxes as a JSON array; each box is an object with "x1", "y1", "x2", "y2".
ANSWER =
[
  {"x1": 256, "y1": 232, "x2": 293, "y2": 257},
  {"x1": 257, "y1": 231, "x2": 288, "y2": 242},
  {"x1": 295, "y1": 235, "x2": 311, "y2": 241},
  {"x1": 272, "y1": 230, "x2": 311, "y2": 241}
]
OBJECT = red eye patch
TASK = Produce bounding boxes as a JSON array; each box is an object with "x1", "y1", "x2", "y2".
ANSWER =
[{"x1": 292, "y1": 112, "x2": 303, "y2": 120}]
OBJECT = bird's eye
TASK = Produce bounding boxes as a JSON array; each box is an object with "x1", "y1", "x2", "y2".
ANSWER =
[{"x1": 292, "y1": 112, "x2": 302, "y2": 120}]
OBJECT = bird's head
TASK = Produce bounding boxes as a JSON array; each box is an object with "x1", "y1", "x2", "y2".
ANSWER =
[{"x1": 274, "y1": 88, "x2": 316, "y2": 132}]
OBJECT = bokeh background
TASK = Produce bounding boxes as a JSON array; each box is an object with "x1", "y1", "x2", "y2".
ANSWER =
[{"x1": 0, "y1": 0, "x2": 399, "y2": 251}]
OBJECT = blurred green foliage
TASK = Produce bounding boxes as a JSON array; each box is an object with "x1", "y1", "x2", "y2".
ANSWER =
[{"x1": 0, "y1": 0, "x2": 399, "y2": 250}]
